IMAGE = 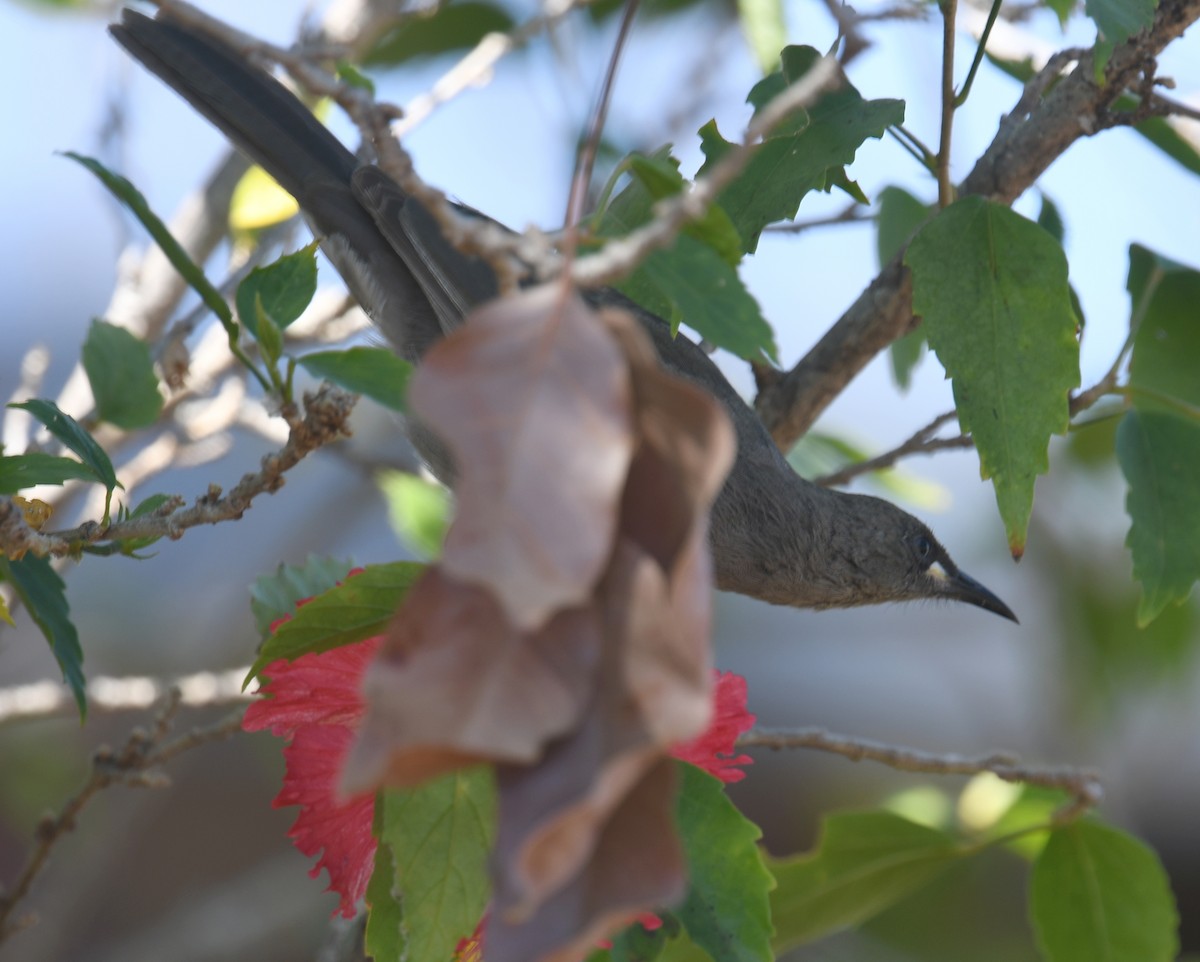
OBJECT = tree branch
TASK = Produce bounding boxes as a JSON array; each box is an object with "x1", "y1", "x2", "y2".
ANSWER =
[
  {"x1": 0, "y1": 385, "x2": 356, "y2": 561},
  {"x1": 739, "y1": 726, "x2": 1103, "y2": 819},
  {"x1": 754, "y1": 0, "x2": 1200, "y2": 450},
  {"x1": 0, "y1": 692, "x2": 244, "y2": 941}
]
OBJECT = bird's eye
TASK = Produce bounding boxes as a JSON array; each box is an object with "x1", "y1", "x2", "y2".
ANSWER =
[{"x1": 915, "y1": 535, "x2": 933, "y2": 560}]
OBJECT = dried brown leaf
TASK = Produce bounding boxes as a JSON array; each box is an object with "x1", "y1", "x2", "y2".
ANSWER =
[
  {"x1": 342, "y1": 567, "x2": 600, "y2": 793},
  {"x1": 487, "y1": 760, "x2": 685, "y2": 962},
  {"x1": 410, "y1": 284, "x2": 635, "y2": 630},
  {"x1": 490, "y1": 541, "x2": 709, "y2": 915}
]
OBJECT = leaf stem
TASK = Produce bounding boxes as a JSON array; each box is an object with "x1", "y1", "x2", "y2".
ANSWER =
[
  {"x1": 889, "y1": 125, "x2": 938, "y2": 171},
  {"x1": 937, "y1": 0, "x2": 958, "y2": 207},
  {"x1": 954, "y1": 0, "x2": 1002, "y2": 107}
]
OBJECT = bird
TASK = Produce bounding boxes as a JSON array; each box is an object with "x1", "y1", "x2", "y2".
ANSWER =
[{"x1": 110, "y1": 8, "x2": 1017, "y2": 622}]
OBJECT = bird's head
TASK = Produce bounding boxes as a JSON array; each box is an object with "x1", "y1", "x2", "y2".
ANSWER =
[{"x1": 815, "y1": 492, "x2": 1018, "y2": 621}]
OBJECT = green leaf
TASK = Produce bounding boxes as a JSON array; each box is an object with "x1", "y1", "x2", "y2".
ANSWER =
[
  {"x1": 1135, "y1": 115, "x2": 1200, "y2": 178},
  {"x1": 1037, "y1": 194, "x2": 1066, "y2": 245},
  {"x1": 1116, "y1": 410, "x2": 1200, "y2": 624},
  {"x1": 298, "y1": 348, "x2": 413, "y2": 412},
  {"x1": 1127, "y1": 245, "x2": 1200, "y2": 410},
  {"x1": 905, "y1": 196, "x2": 1079, "y2": 555},
  {"x1": 365, "y1": 2, "x2": 516, "y2": 65},
  {"x1": 366, "y1": 800, "x2": 404, "y2": 962},
  {"x1": 769, "y1": 811, "x2": 962, "y2": 952},
  {"x1": 1045, "y1": 0, "x2": 1076, "y2": 26},
  {"x1": 253, "y1": 296, "x2": 285, "y2": 368},
  {"x1": 1085, "y1": 0, "x2": 1156, "y2": 46},
  {"x1": 1030, "y1": 820, "x2": 1178, "y2": 962},
  {"x1": 249, "y1": 555, "x2": 358, "y2": 639},
  {"x1": 2, "y1": 555, "x2": 87, "y2": 717},
  {"x1": 378, "y1": 471, "x2": 451, "y2": 559},
  {"x1": 737, "y1": 0, "x2": 787, "y2": 74},
  {"x1": 376, "y1": 769, "x2": 495, "y2": 962},
  {"x1": 699, "y1": 46, "x2": 904, "y2": 253},
  {"x1": 876, "y1": 186, "x2": 931, "y2": 389},
  {"x1": 675, "y1": 764, "x2": 774, "y2": 962},
  {"x1": 336, "y1": 60, "x2": 376, "y2": 95},
  {"x1": 610, "y1": 912, "x2": 679, "y2": 962},
  {"x1": 249, "y1": 561, "x2": 425, "y2": 680},
  {"x1": 0, "y1": 452, "x2": 96, "y2": 494},
  {"x1": 63, "y1": 153, "x2": 236, "y2": 332},
  {"x1": 616, "y1": 237, "x2": 777, "y2": 362},
  {"x1": 593, "y1": 149, "x2": 775, "y2": 361},
  {"x1": 9, "y1": 399, "x2": 121, "y2": 520},
  {"x1": 81, "y1": 320, "x2": 163, "y2": 429},
  {"x1": 236, "y1": 242, "x2": 319, "y2": 334}
]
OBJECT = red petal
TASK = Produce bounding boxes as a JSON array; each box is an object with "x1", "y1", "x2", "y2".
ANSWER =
[
  {"x1": 276, "y1": 724, "x2": 377, "y2": 917},
  {"x1": 243, "y1": 637, "x2": 381, "y2": 737},
  {"x1": 670, "y1": 671, "x2": 755, "y2": 783}
]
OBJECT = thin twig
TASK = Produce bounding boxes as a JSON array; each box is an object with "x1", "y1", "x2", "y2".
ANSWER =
[
  {"x1": 0, "y1": 385, "x2": 356, "y2": 561},
  {"x1": 937, "y1": 0, "x2": 959, "y2": 207},
  {"x1": 0, "y1": 693, "x2": 245, "y2": 941},
  {"x1": 763, "y1": 204, "x2": 873, "y2": 234},
  {"x1": 739, "y1": 726, "x2": 1104, "y2": 817},
  {"x1": 564, "y1": 0, "x2": 641, "y2": 239},
  {"x1": 814, "y1": 410, "x2": 970, "y2": 487}
]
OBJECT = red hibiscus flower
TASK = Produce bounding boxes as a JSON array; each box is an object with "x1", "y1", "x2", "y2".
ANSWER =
[{"x1": 245, "y1": 623, "x2": 754, "y2": 923}]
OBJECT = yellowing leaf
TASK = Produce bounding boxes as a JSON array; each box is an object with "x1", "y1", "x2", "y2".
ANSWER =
[{"x1": 229, "y1": 164, "x2": 300, "y2": 230}]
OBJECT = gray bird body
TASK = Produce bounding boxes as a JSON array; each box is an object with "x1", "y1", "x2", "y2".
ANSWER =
[{"x1": 111, "y1": 10, "x2": 1016, "y2": 621}]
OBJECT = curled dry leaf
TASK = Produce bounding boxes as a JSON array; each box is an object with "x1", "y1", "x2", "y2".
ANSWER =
[
  {"x1": 486, "y1": 759, "x2": 685, "y2": 962},
  {"x1": 409, "y1": 283, "x2": 635, "y2": 631},
  {"x1": 604, "y1": 309, "x2": 737, "y2": 743},
  {"x1": 341, "y1": 567, "x2": 600, "y2": 793},
  {"x1": 345, "y1": 291, "x2": 736, "y2": 962},
  {"x1": 489, "y1": 541, "x2": 700, "y2": 917}
]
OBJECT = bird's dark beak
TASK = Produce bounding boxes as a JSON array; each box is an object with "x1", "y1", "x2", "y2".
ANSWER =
[{"x1": 931, "y1": 563, "x2": 1019, "y2": 622}]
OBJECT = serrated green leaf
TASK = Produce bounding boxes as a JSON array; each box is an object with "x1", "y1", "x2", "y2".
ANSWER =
[
  {"x1": 249, "y1": 556, "x2": 358, "y2": 639},
  {"x1": 249, "y1": 561, "x2": 425, "y2": 680},
  {"x1": 2, "y1": 555, "x2": 87, "y2": 718},
  {"x1": 81, "y1": 320, "x2": 163, "y2": 430},
  {"x1": 237, "y1": 242, "x2": 319, "y2": 335},
  {"x1": 1085, "y1": 0, "x2": 1156, "y2": 46},
  {"x1": 377, "y1": 769, "x2": 495, "y2": 962},
  {"x1": 365, "y1": 2, "x2": 516, "y2": 65},
  {"x1": 1030, "y1": 820, "x2": 1178, "y2": 962},
  {"x1": 1116, "y1": 410, "x2": 1200, "y2": 624},
  {"x1": 615, "y1": 237, "x2": 777, "y2": 362},
  {"x1": 378, "y1": 471, "x2": 450, "y2": 559},
  {"x1": 905, "y1": 196, "x2": 1079, "y2": 555},
  {"x1": 675, "y1": 764, "x2": 774, "y2": 962},
  {"x1": 365, "y1": 802, "x2": 404, "y2": 962},
  {"x1": 9, "y1": 400, "x2": 121, "y2": 520},
  {"x1": 769, "y1": 811, "x2": 962, "y2": 952},
  {"x1": 0, "y1": 452, "x2": 97, "y2": 494},
  {"x1": 595, "y1": 150, "x2": 775, "y2": 361},
  {"x1": 876, "y1": 186, "x2": 930, "y2": 388},
  {"x1": 699, "y1": 46, "x2": 904, "y2": 253},
  {"x1": 298, "y1": 348, "x2": 413, "y2": 412},
  {"x1": 1127, "y1": 245, "x2": 1200, "y2": 410}
]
